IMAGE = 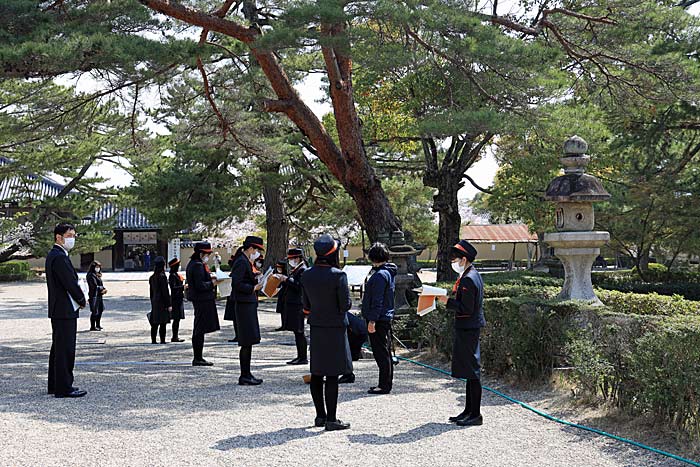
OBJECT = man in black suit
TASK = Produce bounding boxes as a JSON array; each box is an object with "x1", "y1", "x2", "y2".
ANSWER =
[{"x1": 46, "y1": 223, "x2": 87, "y2": 398}]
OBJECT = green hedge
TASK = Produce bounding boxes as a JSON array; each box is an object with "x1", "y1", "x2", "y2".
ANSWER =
[
  {"x1": 0, "y1": 260, "x2": 33, "y2": 282},
  {"x1": 407, "y1": 297, "x2": 700, "y2": 439},
  {"x1": 593, "y1": 269, "x2": 700, "y2": 300}
]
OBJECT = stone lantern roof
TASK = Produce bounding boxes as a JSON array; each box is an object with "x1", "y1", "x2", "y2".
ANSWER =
[{"x1": 544, "y1": 135, "x2": 610, "y2": 203}]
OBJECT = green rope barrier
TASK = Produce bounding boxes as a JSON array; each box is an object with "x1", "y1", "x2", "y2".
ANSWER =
[{"x1": 396, "y1": 354, "x2": 700, "y2": 467}]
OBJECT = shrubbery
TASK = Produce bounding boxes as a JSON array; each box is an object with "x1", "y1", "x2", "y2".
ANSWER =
[
  {"x1": 407, "y1": 270, "x2": 700, "y2": 439},
  {"x1": 0, "y1": 261, "x2": 33, "y2": 281}
]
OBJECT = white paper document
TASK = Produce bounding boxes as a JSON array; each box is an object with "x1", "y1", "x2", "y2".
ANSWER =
[{"x1": 413, "y1": 285, "x2": 448, "y2": 316}]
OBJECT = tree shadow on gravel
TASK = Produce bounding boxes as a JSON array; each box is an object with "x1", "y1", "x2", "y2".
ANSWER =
[
  {"x1": 347, "y1": 422, "x2": 461, "y2": 445},
  {"x1": 212, "y1": 427, "x2": 323, "y2": 450}
]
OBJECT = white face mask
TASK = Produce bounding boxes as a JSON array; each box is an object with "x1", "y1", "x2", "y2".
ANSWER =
[
  {"x1": 63, "y1": 237, "x2": 75, "y2": 250},
  {"x1": 451, "y1": 260, "x2": 466, "y2": 274},
  {"x1": 250, "y1": 250, "x2": 261, "y2": 261},
  {"x1": 289, "y1": 259, "x2": 299, "y2": 268},
  {"x1": 203, "y1": 255, "x2": 210, "y2": 263},
  {"x1": 95, "y1": 267, "x2": 101, "y2": 273}
]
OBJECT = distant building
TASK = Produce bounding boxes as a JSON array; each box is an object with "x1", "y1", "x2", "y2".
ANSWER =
[
  {"x1": 460, "y1": 224, "x2": 539, "y2": 267},
  {"x1": 0, "y1": 157, "x2": 165, "y2": 271}
]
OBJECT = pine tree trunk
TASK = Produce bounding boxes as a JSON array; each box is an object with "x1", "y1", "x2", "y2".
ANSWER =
[
  {"x1": 433, "y1": 182, "x2": 461, "y2": 282},
  {"x1": 261, "y1": 164, "x2": 288, "y2": 271}
]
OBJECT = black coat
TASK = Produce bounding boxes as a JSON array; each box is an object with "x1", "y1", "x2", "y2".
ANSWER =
[
  {"x1": 45, "y1": 245, "x2": 85, "y2": 319},
  {"x1": 446, "y1": 265, "x2": 486, "y2": 329},
  {"x1": 86, "y1": 271, "x2": 105, "y2": 316},
  {"x1": 302, "y1": 264, "x2": 353, "y2": 377},
  {"x1": 169, "y1": 271, "x2": 185, "y2": 320},
  {"x1": 149, "y1": 272, "x2": 171, "y2": 324},
  {"x1": 231, "y1": 254, "x2": 260, "y2": 345},
  {"x1": 282, "y1": 264, "x2": 307, "y2": 332},
  {"x1": 186, "y1": 258, "x2": 216, "y2": 302},
  {"x1": 301, "y1": 265, "x2": 351, "y2": 328},
  {"x1": 230, "y1": 254, "x2": 257, "y2": 303}
]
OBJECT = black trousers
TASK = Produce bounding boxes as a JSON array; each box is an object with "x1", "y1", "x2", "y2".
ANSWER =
[
  {"x1": 310, "y1": 375, "x2": 339, "y2": 422},
  {"x1": 294, "y1": 331, "x2": 307, "y2": 360},
  {"x1": 172, "y1": 319, "x2": 180, "y2": 339},
  {"x1": 368, "y1": 320, "x2": 393, "y2": 391},
  {"x1": 48, "y1": 318, "x2": 77, "y2": 395},
  {"x1": 151, "y1": 323, "x2": 167, "y2": 343}
]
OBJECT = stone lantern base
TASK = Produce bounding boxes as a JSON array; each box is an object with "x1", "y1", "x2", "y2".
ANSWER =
[{"x1": 543, "y1": 231, "x2": 610, "y2": 306}]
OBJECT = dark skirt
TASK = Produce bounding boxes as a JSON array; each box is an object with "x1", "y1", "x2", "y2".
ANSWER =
[
  {"x1": 172, "y1": 299, "x2": 185, "y2": 320},
  {"x1": 235, "y1": 301, "x2": 260, "y2": 346},
  {"x1": 282, "y1": 303, "x2": 305, "y2": 333},
  {"x1": 89, "y1": 295, "x2": 104, "y2": 317},
  {"x1": 310, "y1": 326, "x2": 353, "y2": 377},
  {"x1": 224, "y1": 295, "x2": 236, "y2": 321},
  {"x1": 192, "y1": 300, "x2": 220, "y2": 335},
  {"x1": 451, "y1": 328, "x2": 481, "y2": 380},
  {"x1": 150, "y1": 305, "x2": 170, "y2": 325}
]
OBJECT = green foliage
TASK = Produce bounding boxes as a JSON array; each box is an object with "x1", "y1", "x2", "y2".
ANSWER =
[
  {"x1": 631, "y1": 263, "x2": 668, "y2": 281},
  {"x1": 0, "y1": 260, "x2": 32, "y2": 281}
]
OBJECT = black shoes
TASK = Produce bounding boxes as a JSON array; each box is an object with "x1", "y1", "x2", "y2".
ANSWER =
[
  {"x1": 89, "y1": 327, "x2": 97, "y2": 331},
  {"x1": 456, "y1": 414, "x2": 483, "y2": 426},
  {"x1": 239, "y1": 375, "x2": 263, "y2": 386},
  {"x1": 448, "y1": 410, "x2": 470, "y2": 422},
  {"x1": 48, "y1": 386, "x2": 79, "y2": 395},
  {"x1": 314, "y1": 416, "x2": 327, "y2": 427},
  {"x1": 171, "y1": 337, "x2": 185, "y2": 342},
  {"x1": 228, "y1": 337, "x2": 238, "y2": 343},
  {"x1": 192, "y1": 359, "x2": 214, "y2": 366},
  {"x1": 96, "y1": 326, "x2": 103, "y2": 331},
  {"x1": 55, "y1": 389, "x2": 87, "y2": 398},
  {"x1": 274, "y1": 327, "x2": 285, "y2": 332},
  {"x1": 325, "y1": 420, "x2": 350, "y2": 431},
  {"x1": 286, "y1": 358, "x2": 308, "y2": 365},
  {"x1": 338, "y1": 374, "x2": 355, "y2": 384},
  {"x1": 367, "y1": 387, "x2": 390, "y2": 395}
]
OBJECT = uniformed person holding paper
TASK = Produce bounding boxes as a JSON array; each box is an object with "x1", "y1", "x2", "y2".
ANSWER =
[
  {"x1": 438, "y1": 240, "x2": 485, "y2": 426},
  {"x1": 276, "y1": 248, "x2": 308, "y2": 365},
  {"x1": 230, "y1": 235, "x2": 265, "y2": 385}
]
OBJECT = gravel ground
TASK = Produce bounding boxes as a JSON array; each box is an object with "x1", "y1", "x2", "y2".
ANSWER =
[{"x1": 0, "y1": 279, "x2": 689, "y2": 467}]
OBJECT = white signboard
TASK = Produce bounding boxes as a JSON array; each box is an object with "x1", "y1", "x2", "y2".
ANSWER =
[
  {"x1": 168, "y1": 238, "x2": 181, "y2": 263},
  {"x1": 124, "y1": 231, "x2": 157, "y2": 245}
]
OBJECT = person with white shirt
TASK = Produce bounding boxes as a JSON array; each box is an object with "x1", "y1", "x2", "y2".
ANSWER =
[{"x1": 45, "y1": 223, "x2": 87, "y2": 398}]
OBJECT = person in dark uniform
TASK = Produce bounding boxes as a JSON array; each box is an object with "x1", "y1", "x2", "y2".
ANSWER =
[
  {"x1": 230, "y1": 236, "x2": 265, "y2": 385},
  {"x1": 276, "y1": 248, "x2": 308, "y2": 365},
  {"x1": 302, "y1": 234, "x2": 352, "y2": 431},
  {"x1": 362, "y1": 243, "x2": 397, "y2": 395},
  {"x1": 168, "y1": 258, "x2": 186, "y2": 342},
  {"x1": 186, "y1": 241, "x2": 221, "y2": 366},
  {"x1": 274, "y1": 259, "x2": 288, "y2": 332},
  {"x1": 86, "y1": 261, "x2": 106, "y2": 331},
  {"x1": 438, "y1": 240, "x2": 486, "y2": 426},
  {"x1": 338, "y1": 311, "x2": 368, "y2": 384},
  {"x1": 149, "y1": 256, "x2": 171, "y2": 344},
  {"x1": 46, "y1": 223, "x2": 87, "y2": 398},
  {"x1": 223, "y1": 255, "x2": 238, "y2": 343}
]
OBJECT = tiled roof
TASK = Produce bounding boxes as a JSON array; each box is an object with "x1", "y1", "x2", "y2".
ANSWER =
[
  {"x1": 92, "y1": 204, "x2": 158, "y2": 230},
  {"x1": 460, "y1": 224, "x2": 538, "y2": 243},
  {"x1": 0, "y1": 157, "x2": 64, "y2": 202}
]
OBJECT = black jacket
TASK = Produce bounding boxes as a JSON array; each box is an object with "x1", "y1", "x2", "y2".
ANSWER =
[
  {"x1": 45, "y1": 245, "x2": 85, "y2": 319},
  {"x1": 186, "y1": 258, "x2": 215, "y2": 302},
  {"x1": 361, "y1": 263, "x2": 397, "y2": 322},
  {"x1": 149, "y1": 272, "x2": 171, "y2": 323},
  {"x1": 169, "y1": 271, "x2": 185, "y2": 310},
  {"x1": 86, "y1": 271, "x2": 104, "y2": 298},
  {"x1": 231, "y1": 254, "x2": 258, "y2": 303},
  {"x1": 284, "y1": 264, "x2": 307, "y2": 307},
  {"x1": 301, "y1": 265, "x2": 351, "y2": 328},
  {"x1": 446, "y1": 265, "x2": 486, "y2": 329}
]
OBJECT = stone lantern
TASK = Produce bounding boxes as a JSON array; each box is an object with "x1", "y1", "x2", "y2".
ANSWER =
[{"x1": 543, "y1": 136, "x2": 610, "y2": 305}]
